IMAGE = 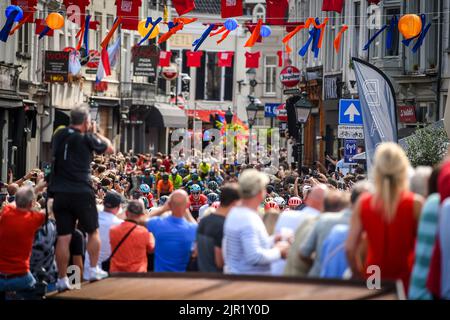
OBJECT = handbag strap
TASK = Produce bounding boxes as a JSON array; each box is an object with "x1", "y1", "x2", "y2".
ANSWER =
[{"x1": 108, "y1": 224, "x2": 138, "y2": 260}]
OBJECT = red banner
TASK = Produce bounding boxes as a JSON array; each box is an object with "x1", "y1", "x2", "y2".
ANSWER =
[{"x1": 399, "y1": 105, "x2": 417, "y2": 123}]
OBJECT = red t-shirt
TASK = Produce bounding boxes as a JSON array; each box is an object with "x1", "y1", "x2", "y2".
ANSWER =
[
  {"x1": 221, "y1": 0, "x2": 243, "y2": 18},
  {"x1": 266, "y1": 0, "x2": 289, "y2": 25},
  {"x1": 245, "y1": 52, "x2": 260, "y2": 68},
  {"x1": 322, "y1": 0, "x2": 345, "y2": 13},
  {"x1": 116, "y1": 0, "x2": 141, "y2": 30},
  {"x1": 218, "y1": 52, "x2": 234, "y2": 67},
  {"x1": 0, "y1": 205, "x2": 45, "y2": 274},
  {"x1": 172, "y1": 0, "x2": 195, "y2": 16},
  {"x1": 159, "y1": 51, "x2": 172, "y2": 67},
  {"x1": 189, "y1": 194, "x2": 207, "y2": 212},
  {"x1": 186, "y1": 51, "x2": 203, "y2": 67}
]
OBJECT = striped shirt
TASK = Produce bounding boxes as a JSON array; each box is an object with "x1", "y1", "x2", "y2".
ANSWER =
[
  {"x1": 223, "y1": 206, "x2": 281, "y2": 275},
  {"x1": 440, "y1": 198, "x2": 450, "y2": 299},
  {"x1": 408, "y1": 193, "x2": 440, "y2": 300}
]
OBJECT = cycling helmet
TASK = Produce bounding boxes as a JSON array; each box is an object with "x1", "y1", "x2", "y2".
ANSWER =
[
  {"x1": 158, "y1": 195, "x2": 169, "y2": 206},
  {"x1": 162, "y1": 173, "x2": 169, "y2": 180},
  {"x1": 207, "y1": 192, "x2": 219, "y2": 204},
  {"x1": 139, "y1": 183, "x2": 151, "y2": 193},
  {"x1": 274, "y1": 196, "x2": 286, "y2": 207},
  {"x1": 288, "y1": 197, "x2": 302, "y2": 207},
  {"x1": 211, "y1": 201, "x2": 220, "y2": 209},
  {"x1": 203, "y1": 189, "x2": 212, "y2": 196},
  {"x1": 191, "y1": 173, "x2": 199, "y2": 180},
  {"x1": 207, "y1": 181, "x2": 218, "y2": 190},
  {"x1": 191, "y1": 184, "x2": 201, "y2": 193},
  {"x1": 264, "y1": 201, "x2": 279, "y2": 211},
  {"x1": 263, "y1": 197, "x2": 274, "y2": 205}
]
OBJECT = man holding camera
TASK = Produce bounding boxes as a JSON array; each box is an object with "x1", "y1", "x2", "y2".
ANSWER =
[{"x1": 48, "y1": 106, "x2": 114, "y2": 292}]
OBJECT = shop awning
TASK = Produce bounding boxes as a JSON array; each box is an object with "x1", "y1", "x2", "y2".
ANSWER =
[
  {"x1": 90, "y1": 96, "x2": 120, "y2": 108},
  {"x1": 154, "y1": 103, "x2": 187, "y2": 128},
  {"x1": 0, "y1": 93, "x2": 23, "y2": 108}
]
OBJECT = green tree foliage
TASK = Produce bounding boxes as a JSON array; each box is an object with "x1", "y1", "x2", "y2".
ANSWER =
[{"x1": 405, "y1": 125, "x2": 449, "y2": 167}]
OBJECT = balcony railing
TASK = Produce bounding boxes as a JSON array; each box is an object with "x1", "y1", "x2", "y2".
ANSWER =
[{"x1": 121, "y1": 82, "x2": 156, "y2": 106}]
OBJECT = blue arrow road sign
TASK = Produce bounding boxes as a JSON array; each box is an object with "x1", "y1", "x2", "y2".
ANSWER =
[
  {"x1": 339, "y1": 99, "x2": 363, "y2": 125},
  {"x1": 344, "y1": 139, "x2": 358, "y2": 163}
]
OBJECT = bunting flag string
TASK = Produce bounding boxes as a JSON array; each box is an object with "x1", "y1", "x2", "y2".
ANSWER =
[
  {"x1": 101, "y1": 17, "x2": 122, "y2": 49},
  {"x1": 137, "y1": 17, "x2": 162, "y2": 46},
  {"x1": 0, "y1": 6, "x2": 23, "y2": 42},
  {"x1": 210, "y1": 19, "x2": 238, "y2": 44},
  {"x1": 283, "y1": 17, "x2": 329, "y2": 54},
  {"x1": 193, "y1": 24, "x2": 215, "y2": 51},
  {"x1": 9, "y1": 12, "x2": 34, "y2": 35}
]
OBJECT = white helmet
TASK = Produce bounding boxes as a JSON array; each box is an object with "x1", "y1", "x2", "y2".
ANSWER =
[{"x1": 274, "y1": 196, "x2": 286, "y2": 208}]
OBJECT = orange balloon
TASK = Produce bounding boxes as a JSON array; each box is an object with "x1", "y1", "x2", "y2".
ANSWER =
[
  {"x1": 398, "y1": 14, "x2": 422, "y2": 39},
  {"x1": 46, "y1": 12, "x2": 64, "y2": 30}
]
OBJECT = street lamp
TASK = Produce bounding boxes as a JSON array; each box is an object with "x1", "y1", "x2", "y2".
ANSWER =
[
  {"x1": 246, "y1": 68, "x2": 258, "y2": 89},
  {"x1": 294, "y1": 91, "x2": 313, "y2": 175},
  {"x1": 246, "y1": 96, "x2": 262, "y2": 128},
  {"x1": 225, "y1": 107, "x2": 233, "y2": 125}
]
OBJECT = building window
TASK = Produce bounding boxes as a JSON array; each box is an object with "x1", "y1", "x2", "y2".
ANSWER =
[
  {"x1": 253, "y1": 4, "x2": 266, "y2": 23},
  {"x1": 264, "y1": 56, "x2": 277, "y2": 96},
  {"x1": 195, "y1": 52, "x2": 234, "y2": 101},
  {"x1": 106, "y1": 14, "x2": 114, "y2": 30},
  {"x1": 94, "y1": 12, "x2": 102, "y2": 50},
  {"x1": 384, "y1": 7, "x2": 400, "y2": 57},
  {"x1": 148, "y1": 0, "x2": 158, "y2": 10},
  {"x1": 352, "y1": 1, "x2": 360, "y2": 58},
  {"x1": 17, "y1": 24, "x2": 30, "y2": 54},
  {"x1": 426, "y1": 0, "x2": 439, "y2": 69}
]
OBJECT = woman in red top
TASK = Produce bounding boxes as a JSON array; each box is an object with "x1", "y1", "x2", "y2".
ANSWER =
[{"x1": 346, "y1": 142, "x2": 423, "y2": 293}]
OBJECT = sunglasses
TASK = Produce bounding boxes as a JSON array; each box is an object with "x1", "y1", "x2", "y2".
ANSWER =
[{"x1": 191, "y1": 192, "x2": 200, "y2": 195}]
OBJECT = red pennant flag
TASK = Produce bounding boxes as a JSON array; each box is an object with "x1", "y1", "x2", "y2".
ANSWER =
[
  {"x1": 266, "y1": 0, "x2": 289, "y2": 25},
  {"x1": 172, "y1": 0, "x2": 195, "y2": 16},
  {"x1": 186, "y1": 51, "x2": 203, "y2": 68},
  {"x1": 35, "y1": 19, "x2": 54, "y2": 36},
  {"x1": 221, "y1": 0, "x2": 243, "y2": 18},
  {"x1": 101, "y1": 48, "x2": 111, "y2": 76}
]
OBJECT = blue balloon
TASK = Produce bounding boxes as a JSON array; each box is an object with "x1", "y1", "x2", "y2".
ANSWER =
[
  {"x1": 224, "y1": 18, "x2": 238, "y2": 31},
  {"x1": 260, "y1": 25, "x2": 272, "y2": 38},
  {"x1": 5, "y1": 5, "x2": 23, "y2": 22}
]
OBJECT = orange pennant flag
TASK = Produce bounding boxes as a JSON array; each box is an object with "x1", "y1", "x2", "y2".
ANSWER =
[
  {"x1": 158, "y1": 23, "x2": 184, "y2": 44},
  {"x1": 244, "y1": 19, "x2": 263, "y2": 47},
  {"x1": 101, "y1": 17, "x2": 122, "y2": 49},
  {"x1": 334, "y1": 25, "x2": 348, "y2": 53}
]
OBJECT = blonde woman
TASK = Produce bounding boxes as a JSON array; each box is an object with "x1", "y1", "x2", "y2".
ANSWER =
[{"x1": 346, "y1": 142, "x2": 423, "y2": 293}]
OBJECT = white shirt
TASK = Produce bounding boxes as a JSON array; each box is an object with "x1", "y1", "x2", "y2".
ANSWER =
[
  {"x1": 198, "y1": 204, "x2": 210, "y2": 220},
  {"x1": 271, "y1": 207, "x2": 320, "y2": 275},
  {"x1": 223, "y1": 206, "x2": 281, "y2": 275},
  {"x1": 336, "y1": 159, "x2": 351, "y2": 176},
  {"x1": 83, "y1": 210, "x2": 123, "y2": 280}
]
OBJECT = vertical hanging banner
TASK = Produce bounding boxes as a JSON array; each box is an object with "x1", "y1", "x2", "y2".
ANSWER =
[{"x1": 352, "y1": 57, "x2": 398, "y2": 171}]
